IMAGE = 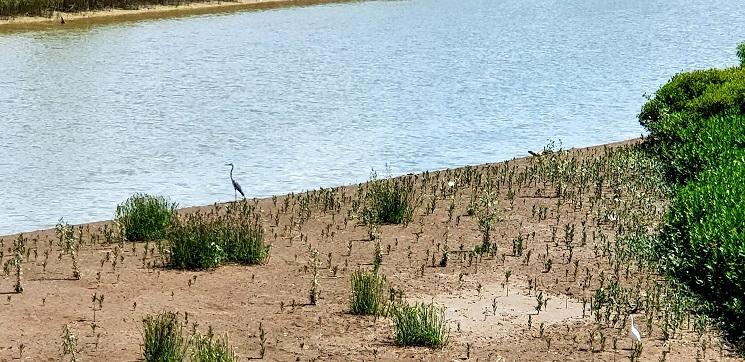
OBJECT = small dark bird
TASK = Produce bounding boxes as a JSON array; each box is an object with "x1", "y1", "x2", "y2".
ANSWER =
[
  {"x1": 225, "y1": 163, "x2": 245, "y2": 201},
  {"x1": 60, "y1": 16, "x2": 65, "y2": 24},
  {"x1": 528, "y1": 150, "x2": 540, "y2": 157}
]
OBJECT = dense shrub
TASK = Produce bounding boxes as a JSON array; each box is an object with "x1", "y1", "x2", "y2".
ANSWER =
[
  {"x1": 390, "y1": 302, "x2": 448, "y2": 348},
  {"x1": 116, "y1": 194, "x2": 177, "y2": 242},
  {"x1": 658, "y1": 154, "x2": 745, "y2": 337},
  {"x1": 142, "y1": 311, "x2": 187, "y2": 362},
  {"x1": 738, "y1": 41, "x2": 745, "y2": 66},
  {"x1": 655, "y1": 114, "x2": 745, "y2": 182},
  {"x1": 639, "y1": 66, "x2": 745, "y2": 182},
  {"x1": 167, "y1": 209, "x2": 269, "y2": 270},
  {"x1": 640, "y1": 43, "x2": 745, "y2": 346},
  {"x1": 640, "y1": 67, "x2": 745, "y2": 131},
  {"x1": 349, "y1": 270, "x2": 387, "y2": 316},
  {"x1": 361, "y1": 176, "x2": 415, "y2": 225}
]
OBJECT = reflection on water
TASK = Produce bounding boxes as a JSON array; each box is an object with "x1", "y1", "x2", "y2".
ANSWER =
[{"x1": 1, "y1": 0, "x2": 743, "y2": 234}]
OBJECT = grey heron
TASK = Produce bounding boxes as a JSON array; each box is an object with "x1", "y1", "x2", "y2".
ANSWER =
[{"x1": 225, "y1": 163, "x2": 245, "y2": 201}]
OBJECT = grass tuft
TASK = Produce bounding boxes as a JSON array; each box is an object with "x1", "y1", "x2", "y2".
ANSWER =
[
  {"x1": 349, "y1": 270, "x2": 387, "y2": 316},
  {"x1": 390, "y1": 302, "x2": 448, "y2": 348},
  {"x1": 116, "y1": 194, "x2": 177, "y2": 242},
  {"x1": 142, "y1": 311, "x2": 187, "y2": 362},
  {"x1": 361, "y1": 173, "x2": 415, "y2": 225},
  {"x1": 192, "y1": 330, "x2": 238, "y2": 362},
  {"x1": 167, "y1": 205, "x2": 270, "y2": 270}
]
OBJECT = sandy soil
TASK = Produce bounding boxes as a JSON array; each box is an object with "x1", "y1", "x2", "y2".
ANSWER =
[
  {"x1": 0, "y1": 139, "x2": 741, "y2": 361},
  {"x1": 0, "y1": 0, "x2": 355, "y2": 30}
]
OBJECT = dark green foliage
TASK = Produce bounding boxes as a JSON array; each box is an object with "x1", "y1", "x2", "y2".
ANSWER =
[
  {"x1": 167, "y1": 206, "x2": 269, "y2": 270},
  {"x1": 142, "y1": 311, "x2": 187, "y2": 362},
  {"x1": 738, "y1": 41, "x2": 745, "y2": 66},
  {"x1": 655, "y1": 115, "x2": 745, "y2": 182},
  {"x1": 639, "y1": 66, "x2": 745, "y2": 183},
  {"x1": 640, "y1": 67, "x2": 745, "y2": 130},
  {"x1": 116, "y1": 194, "x2": 177, "y2": 242},
  {"x1": 362, "y1": 176, "x2": 415, "y2": 225},
  {"x1": 658, "y1": 156, "x2": 745, "y2": 339},
  {"x1": 390, "y1": 303, "x2": 448, "y2": 348},
  {"x1": 349, "y1": 270, "x2": 387, "y2": 316},
  {"x1": 191, "y1": 330, "x2": 238, "y2": 362},
  {"x1": 640, "y1": 48, "x2": 745, "y2": 346}
]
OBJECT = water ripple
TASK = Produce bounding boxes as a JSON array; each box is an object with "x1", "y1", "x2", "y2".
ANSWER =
[{"x1": 0, "y1": 0, "x2": 743, "y2": 234}]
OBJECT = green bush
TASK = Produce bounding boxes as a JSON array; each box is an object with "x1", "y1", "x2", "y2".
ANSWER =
[
  {"x1": 142, "y1": 311, "x2": 187, "y2": 362},
  {"x1": 640, "y1": 67, "x2": 745, "y2": 131},
  {"x1": 167, "y1": 210, "x2": 269, "y2": 270},
  {"x1": 658, "y1": 154, "x2": 745, "y2": 337},
  {"x1": 362, "y1": 176, "x2": 415, "y2": 225},
  {"x1": 116, "y1": 194, "x2": 177, "y2": 242},
  {"x1": 639, "y1": 66, "x2": 745, "y2": 182},
  {"x1": 639, "y1": 45, "x2": 745, "y2": 348},
  {"x1": 192, "y1": 331, "x2": 237, "y2": 362},
  {"x1": 390, "y1": 302, "x2": 448, "y2": 348},
  {"x1": 738, "y1": 41, "x2": 745, "y2": 66},
  {"x1": 349, "y1": 270, "x2": 387, "y2": 316},
  {"x1": 655, "y1": 114, "x2": 745, "y2": 182}
]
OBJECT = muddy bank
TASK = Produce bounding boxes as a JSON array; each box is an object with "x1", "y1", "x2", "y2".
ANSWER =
[{"x1": 0, "y1": 0, "x2": 356, "y2": 31}]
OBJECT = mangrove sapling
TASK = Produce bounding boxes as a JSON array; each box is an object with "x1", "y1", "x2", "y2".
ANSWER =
[
  {"x1": 473, "y1": 192, "x2": 500, "y2": 255},
  {"x1": 439, "y1": 246, "x2": 449, "y2": 267},
  {"x1": 258, "y1": 322, "x2": 267, "y2": 359},
  {"x1": 3, "y1": 235, "x2": 27, "y2": 293},
  {"x1": 373, "y1": 241, "x2": 383, "y2": 272},
  {"x1": 309, "y1": 249, "x2": 319, "y2": 305},
  {"x1": 535, "y1": 291, "x2": 544, "y2": 315},
  {"x1": 503, "y1": 270, "x2": 511, "y2": 296},
  {"x1": 62, "y1": 324, "x2": 78, "y2": 362}
]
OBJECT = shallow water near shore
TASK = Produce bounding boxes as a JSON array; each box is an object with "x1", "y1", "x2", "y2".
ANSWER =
[{"x1": 1, "y1": 0, "x2": 743, "y2": 235}]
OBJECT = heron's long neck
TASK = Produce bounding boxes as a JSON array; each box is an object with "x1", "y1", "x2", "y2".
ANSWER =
[
  {"x1": 631, "y1": 315, "x2": 635, "y2": 326},
  {"x1": 230, "y1": 165, "x2": 234, "y2": 179}
]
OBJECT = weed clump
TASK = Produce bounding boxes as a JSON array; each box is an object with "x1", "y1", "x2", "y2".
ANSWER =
[
  {"x1": 191, "y1": 330, "x2": 238, "y2": 362},
  {"x1": 349, "y1": 270, "x2": 387, "y2": 316},
  {"x1": 390, "y1": 302, "x2": 448, "y2": 348},
  {"x1": 167, "y1": 206, "x2": 269, "y2": 270},
  {"x1": 142, "y1": 311, "x2": 187, "y2": 362},
  {"x1": 116, "y1": 194, "x2": 177, "y2": 242},
  {"x1": 361, "y1": 173, "x2": 415, "y2": 225}
]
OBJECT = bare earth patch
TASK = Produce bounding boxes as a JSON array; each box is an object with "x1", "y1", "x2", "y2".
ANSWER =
[{"x1": 416, "y1": 280, "x2": 586, "y2": 339}]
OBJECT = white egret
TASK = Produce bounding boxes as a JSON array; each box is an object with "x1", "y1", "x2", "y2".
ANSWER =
[{"x1": 630, "y1": 314, "x2": 642, "y2": 346}]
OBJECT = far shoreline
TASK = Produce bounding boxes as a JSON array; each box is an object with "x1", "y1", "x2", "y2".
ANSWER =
[{"x1": 0, "y1": 0, "x2": 358, "y2": 31}]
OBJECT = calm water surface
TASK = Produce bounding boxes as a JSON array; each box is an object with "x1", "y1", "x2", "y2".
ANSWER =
[{"x1": 1, "y1": 0, "x2": 743, "y2": 235}]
